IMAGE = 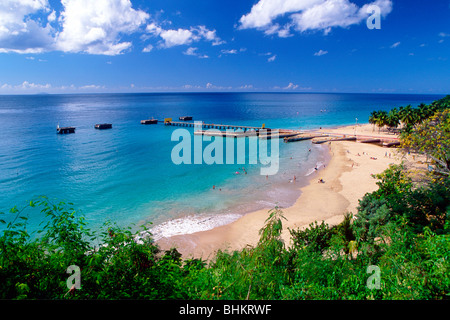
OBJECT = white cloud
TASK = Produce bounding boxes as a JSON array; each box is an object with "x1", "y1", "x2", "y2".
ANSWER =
[
  {"x1": 314, "y1": 49, "x2": 328, "y2": 56},
  {"x1": 390, "y1": 41, "x2": 400, "y2": 48},
  {"x1": 205, "y1": 82, "x2": 232, "y2": 90},
  {"x1": 439, "y1": 32, "x2": 450, "y2": 43},
  {"x1": 239, "y1": 0, "x2": 393, "y2": 36},
  {"x1": 183, "y1": 47, "x2": 209, "y2": 58},
  {"x1": 0, "y1": 0, "x2": 55, "y2": 53},
  {"x1": 56, "y1": 0, "x2": 149, "y2": 55},
  {"x1": 194, "y1": 25, "x2": 225, "y2": 46},
  {"x1": 0, "y1": 81, "x2": 114, "y2": 93},
  {"x1": 284, "y1": 82, "x2": 299, "y2": 90},
  {"x1": 239, "y1": 0, "x2": 322, "y2": 29},
  {"x1": 182, "y1": 84, "x2": 202, "y2": 90},
  {"x1": 147, "y1": 23, "x2": 224, "y2": 49},
  {"x1": 221, "y1": 49, "x2": 238, "y2": 54},
  {"x1": 268, "y1": 54, "x2": 277, "y2": 62},
  {"x1": 159, "y1": 28, "x2": 194, "y2": 48},
  {"x1": 142, "y1": 44, "x2": 154, "y2": 53},
  {"x1": 146, "y1": 23, "x2": 163, "y2": 36},
  {"x1": 19, "y1": 81, "x2": 51, "y2": 90},
  {"x1": 273, "y1": 83, "x2": 312, "y2": 91},
  {"x1": 0, "y1": 81, "x2": 51, "y2": 93},
  {"x1": 48, "y1": 10, "x2": 57, "y2": 22},
  {"x1": 0, "y1": 1, "x2": 223, "y2": 56},
  {"x1": 79, "y1": 84, "x2": 104, "y2": 90},
  {"x1": 264, "y1": 23, "x2": 294, "y2": 37},
  {"x1": 0, "y1": 0, "x2": 150, "y2": 55},
  {"x1": 183, "y1": 47, "x2": 198, "y2": 56}
]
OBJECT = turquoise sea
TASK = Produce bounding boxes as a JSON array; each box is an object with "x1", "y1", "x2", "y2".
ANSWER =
[{"x1": 0, "y1": 93, "x2": 444, "y2": 239}]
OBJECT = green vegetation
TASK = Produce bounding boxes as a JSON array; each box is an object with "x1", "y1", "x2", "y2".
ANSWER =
[
  {"x1": 1, "y1": 167, "x2": 448, "y2": 300},
  {"x1": 0, "y1": 97, "x2": 449, "y2": 300},
  {"x1": 401, "y1": 109, "x2": 450, "y2": 176},
  {"x1": 369, "y1": 95, "x2": 450, "y2": 133}
]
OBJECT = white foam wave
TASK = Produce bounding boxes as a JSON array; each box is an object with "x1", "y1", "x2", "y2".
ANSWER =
[{"x1": 147, "y1": 213, "x2": 242, "y2": 241}]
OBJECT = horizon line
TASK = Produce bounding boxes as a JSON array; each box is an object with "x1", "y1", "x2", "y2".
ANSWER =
[{"x1": 0, "y1": 91, "x2": 448, "y2": 96}]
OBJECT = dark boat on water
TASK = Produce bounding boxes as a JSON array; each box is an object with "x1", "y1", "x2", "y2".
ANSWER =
[
  {"x1": 95, "y1": 123, "x2": 113, "y2": 129},
  {"x1": 141, "y1": 119, "x2": 158, "y2": 124},
  {"x1": 57, "y1": 125, "x2": 76, "y2": 134}
]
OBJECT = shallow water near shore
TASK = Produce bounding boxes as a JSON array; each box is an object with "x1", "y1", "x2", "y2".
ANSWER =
[{"x1": 0, "y1": 92, "x2": 443, "y2": 237}]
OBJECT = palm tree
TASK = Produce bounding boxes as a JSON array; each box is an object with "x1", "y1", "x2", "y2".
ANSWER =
[
  {"x1": 369, "y1": 110, "x2": 379, "y2": 132},
  {"x1": 399, "y1": 104, "x2": 416, "y2": 130},
  {"x1": 375, "y1": 110, "x2": 388, "y2": 133},
  {"x1": 387, "y1": 107, "x2": 400, "y2": 129}
]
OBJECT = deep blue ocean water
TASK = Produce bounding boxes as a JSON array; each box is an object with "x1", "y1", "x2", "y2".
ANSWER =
[{"x1": 0, "y1": 92, "x2": 444, "y2": 238}]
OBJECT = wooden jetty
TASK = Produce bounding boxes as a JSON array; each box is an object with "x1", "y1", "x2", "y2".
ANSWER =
[
  {"x1": 57, "y1": 126, "x2": 75, "y2": 134},
  {"x1": 195, "y1": 130, "x2": 257, "y2": 138},
  {"x1": 383, "y1": 141, "x2": 401, "y2": 147},
  {"x1": 193, "y1": 129, "x2": 299, "y2": 139},
  {"x1": 141, "y1": 119, "x2": 158, "y2": 125},
  {"x1": 179, "y1": 116, "x2": 193, "y2": 121},
  {"x1": 284, "y1": 133, "x2": 328, "y2": 143},
  {"x1": 259, "y1": 130, "x2": 300, "y2": 140},
  {"x1": 165, "y1": 121, "x2": 264, "y2": 131},
  {"x1": 95, "y1": 123, "x2": 112, "y2": 130},
  {"x1": 357, "y1": 138, "x2": 381, "y2": 144},
  {"x1": 312, "y1": 136, "x2": 357, "y2": 144}
]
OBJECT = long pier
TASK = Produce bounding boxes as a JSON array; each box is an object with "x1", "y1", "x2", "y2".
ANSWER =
[
  {"x1": 163, "y1": 120, "x2": 301, "y2": 139},
  {"x1": 164, "y1": 121, "x2": 263, "y2": 131}
]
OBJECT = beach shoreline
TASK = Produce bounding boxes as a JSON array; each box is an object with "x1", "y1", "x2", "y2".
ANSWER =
[{"x1": 156, "y1": 123, "x2": 402, "y2": 260}]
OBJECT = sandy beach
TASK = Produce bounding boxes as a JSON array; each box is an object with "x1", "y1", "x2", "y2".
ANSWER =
[{"x1": 157, "y1": 123, "x2": 403, "y2": 260}]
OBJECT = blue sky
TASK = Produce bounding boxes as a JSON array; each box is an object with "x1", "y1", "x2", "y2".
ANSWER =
[{"x1": 0, "y1": 0, "x2": 449, "y2": 94}]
